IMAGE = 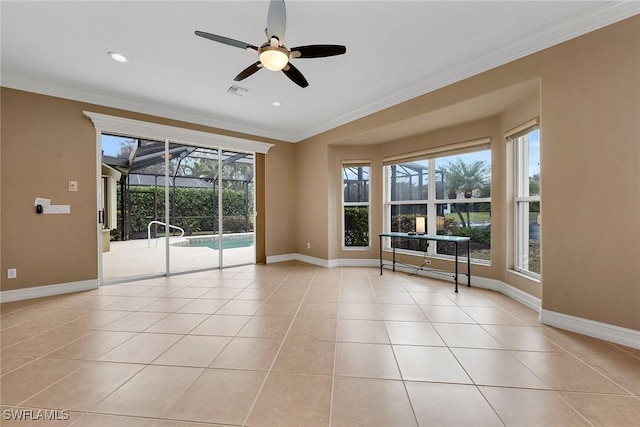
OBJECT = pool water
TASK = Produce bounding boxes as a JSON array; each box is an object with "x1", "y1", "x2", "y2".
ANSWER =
[{"x1": 188, "y1": 239, "x2": 254, "y2": 250}]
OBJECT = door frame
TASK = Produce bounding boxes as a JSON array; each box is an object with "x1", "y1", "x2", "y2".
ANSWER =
[{"x1": 85, "y1": 111, "x2": 273, "y2": 286}]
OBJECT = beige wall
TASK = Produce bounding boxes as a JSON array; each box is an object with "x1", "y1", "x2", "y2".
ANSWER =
[
  {"x1": 297, "y1": 16, "x2": 639, "y2": 330},
  {"x1": 500, "y1": 89, "x2": 542, "y2": 297},
  {"x1": 0, "y1": 89, "x2": 295, "y2": 291},
  {"x1": 536, "y1": 18, "x2": 639, "y2": 329},
  {"x1": 264, "y1": 142, "x2": 297, "y2": 257},
  {"x1": 1, "y1": 90, "x2": 98, "y2": 291},
  {"x1": 295, "y1": 139, "x2": 329, "y2": 259},
  {"x1": 1, "y1": 16, "x2": 638, "y2": 332}
]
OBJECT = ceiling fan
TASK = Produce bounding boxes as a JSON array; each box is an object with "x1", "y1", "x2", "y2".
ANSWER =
[{"x1": 195, "y1": 0, "x2": 346, "y2": 88}]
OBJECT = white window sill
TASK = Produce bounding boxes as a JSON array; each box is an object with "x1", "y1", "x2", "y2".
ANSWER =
[{"x1": 342, "y1": 247, "x2": 371, "y2": 252}]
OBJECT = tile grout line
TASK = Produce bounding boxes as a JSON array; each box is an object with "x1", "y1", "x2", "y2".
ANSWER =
[
  {"x1": 240, "y1": 264, "x2": 319, "y2": 427},
  {"x1": 156, "y1": 267, "x2": 299, "y2": 425},
  {"x1": 327, "y1": 267, "x2": 344, "y2": 427},
  {"x1": 368, "y1": 270, "x2": 421, "y2": 427},
  {"x1": 167, "y1": 272, "x2": 285, "y2": 370},
  {"x1": 3, "y1": 265, "x2": 639, "y2": 425},
  {"x1": 518, "y1": 326, "x2": 639, "y2": 397},
  {"x1": 70, "y1": 267, "x2": 293, "y2": 425}
]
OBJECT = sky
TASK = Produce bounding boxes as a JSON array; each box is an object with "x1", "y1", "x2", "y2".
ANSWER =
[
  {"x1": 528, "y1": 129, "x2": 541, "y2": 177},
  {"x1": 101, "y1": 134, "x2": 134, "y2": 157}
]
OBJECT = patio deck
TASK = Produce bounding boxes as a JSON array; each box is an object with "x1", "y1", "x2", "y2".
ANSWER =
[{"x1": 102, "y1": 236, "x2": 255, "y2": 283}]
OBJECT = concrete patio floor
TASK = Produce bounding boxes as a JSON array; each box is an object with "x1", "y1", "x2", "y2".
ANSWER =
[{"x1": 102, "y1": 237, "x2": 255, "y2": 283}]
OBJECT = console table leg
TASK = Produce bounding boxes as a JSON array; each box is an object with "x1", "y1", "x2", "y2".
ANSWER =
[
  {"x1": 467, "y1": 240, "x2": 471, "y2": 287},
  {"x1": 392, "y1": 241, "x2": 396, "y2": 272},
  {"x1": 379, "y1": 235, "x2": 383, "y2": 275},
  {"x1": 454, "y1": 242, "x2": 459, "y2": 293}
]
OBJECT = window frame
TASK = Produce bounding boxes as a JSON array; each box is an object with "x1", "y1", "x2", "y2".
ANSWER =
[
  {"x1": 383, "y1": 143, "x2": 492, "y2": 263},
  {"x1": 342, "y1": 162, "x2": 371, "y2": 250},
  {"x1": 513, "y1": 127, "x2": 541, "y2": 278}
]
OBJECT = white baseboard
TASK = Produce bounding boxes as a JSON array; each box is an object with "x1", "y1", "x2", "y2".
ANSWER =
[
  {"x1": 266, "y1": 253, "x2": 297, "y2": 264},
  {"x1": 266, "y1": 253, "x2": 329, "y2": 267},
  {"x1": 296, "y1": 254, "x2": 331, "y2": 268},
  {"x1": 0, "y1": 280, "x2": 98, "y2": 303},
  {"x1": 385, "y1": 264, "x2": 541, "y2": 311},
  {"x1": 266, "y1": 254, "x2": 640, "y2": 349},
  {"x1": 472, "y1": 276, "x2": 541, "y2": 312},
  {"x1": 540, "y1": 309, "x2": 640, "y2": 350},
  {"x1": 328, "y1": 258, "x2": 379, "y2": 268},
  {"x1": 267, "y1": 253, "x2": 540, "y2": 309},
  {"x1": 267, "y1": 253, "x2": 380, "y2": 269}
]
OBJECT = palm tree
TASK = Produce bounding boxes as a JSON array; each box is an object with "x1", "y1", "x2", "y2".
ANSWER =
[{"x1": 442, "y1": 159, "x2": 489, "y2": 227}]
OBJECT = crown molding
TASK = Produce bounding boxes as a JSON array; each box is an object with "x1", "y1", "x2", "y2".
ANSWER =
[
  {"x1": 0, "y1": 75, "x2": 297, "y2": 143},
  {"x1": 290, "y1": 1, "x2": 640, "y2": 142},
  {"x1": 2, "y1": 2, "x2": 638, "y2": 144}
]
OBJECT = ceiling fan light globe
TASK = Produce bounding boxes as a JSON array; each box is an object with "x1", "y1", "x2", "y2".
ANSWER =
[{"x1": 259, "y1": 47, "x2": 289, "y2": 71}]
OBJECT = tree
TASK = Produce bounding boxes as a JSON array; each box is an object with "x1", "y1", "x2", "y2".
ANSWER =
[
  {"x1": 529, "y1": 173, "x2": 540, "y2": 195},
  {"x1": 442, "y1": 159, "x2": 490, "y2": 227}
]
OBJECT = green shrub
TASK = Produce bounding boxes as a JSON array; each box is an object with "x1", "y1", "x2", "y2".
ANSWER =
[
  {"x1": 118, "y1": 185, "x2": 254, "y2": 238},
  {"x1": 448, "y1": 224, "x2": 491, "y2": 244},
  {"x1": 391, "y1": 213, "x2": 419, "y2": 232},
  {"x1": 224, "y1": 215, "x2": 253, "y2": 233},
  {"x1": 344, "y1": 207, "x2": 369, "y2": 247}
]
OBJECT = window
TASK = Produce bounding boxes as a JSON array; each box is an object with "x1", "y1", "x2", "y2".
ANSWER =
[
  {"x1": 384, "y1": 146, "x2": 491, "y2": 262},
  {"x1": 343, "y1": 163, "x2": 370, "y2": 248},
  {"x1": 513, "y1": 128, "x2": 541, "y2": 276}
]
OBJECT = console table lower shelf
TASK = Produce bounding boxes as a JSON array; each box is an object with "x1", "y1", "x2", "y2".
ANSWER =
[{"x1": 379, "y1": 232, "x2": 471, "y2": 292}]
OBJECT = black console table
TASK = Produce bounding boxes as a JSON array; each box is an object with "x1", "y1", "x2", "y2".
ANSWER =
[{"x1": 379, "y1": 232, "x2": 471, "y2": 292}]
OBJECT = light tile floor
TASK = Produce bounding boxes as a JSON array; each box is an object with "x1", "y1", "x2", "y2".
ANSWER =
[{"x1": 1, "y1": 262, "x2": 639, "y2": 426}]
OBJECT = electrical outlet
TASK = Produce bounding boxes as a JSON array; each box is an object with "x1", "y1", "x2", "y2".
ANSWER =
[
  {"x1": 307, "y1": 242, "x2": 311, "y2": 249},
  {"x1": 7, "y1": 268, "x2": 17, "y2": 279}
]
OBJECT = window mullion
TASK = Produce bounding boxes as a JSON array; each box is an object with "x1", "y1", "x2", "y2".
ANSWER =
[{"x1": 426, "y1": 159, "x2": 437, "y2": 253}]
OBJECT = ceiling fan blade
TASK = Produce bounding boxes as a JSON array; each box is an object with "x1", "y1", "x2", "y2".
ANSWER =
[
  {"x1": 234, "y1": 62, "x2": 263, "y2": 81},
  {"x1": 266, "y1": 0, "x2": 286, "y2": 43},
  {"x1": 290, "y1": 45, "x2": 347, "y2": 58},
  {"x1": 195, "y1": 31, "x2": 257, "y2": 51},
  {"x1": 282, "y1": 63, "x2": 308, "y2": 88}
]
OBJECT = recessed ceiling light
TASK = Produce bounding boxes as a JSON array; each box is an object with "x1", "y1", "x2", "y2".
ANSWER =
[
  {"x1": 108, "y1": 52, "x2": 129, "y2": 63},
  {"x1": 271, "y1": 101, "x2": 283, "y2": 107}
]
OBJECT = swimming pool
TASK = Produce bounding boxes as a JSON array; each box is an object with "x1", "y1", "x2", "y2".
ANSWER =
[
  {"x1": 188, "y1": 238, "x2": 253, "y2": 250},
  {"x1": 171, "y1": 234, "x2": 255, "y2": 250}
]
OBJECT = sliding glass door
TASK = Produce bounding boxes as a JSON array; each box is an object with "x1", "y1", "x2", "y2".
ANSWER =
[
  {"x1": 221, "y1": 151, "x2": 255, "y2": 268},
  {"x1": 169, "y1": 147, "x2": 221, "y2": 274},
  {"x1": 100, "y1": 135, "x2": 255, "y2": 283},
  {"x1": 101, "y1": 136, "x2": 168, "y2": 282}
]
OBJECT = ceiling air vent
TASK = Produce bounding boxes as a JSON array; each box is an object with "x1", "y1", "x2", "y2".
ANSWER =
[{"x1": 226, "y1": 85, "x2": 249, "y2": 97}]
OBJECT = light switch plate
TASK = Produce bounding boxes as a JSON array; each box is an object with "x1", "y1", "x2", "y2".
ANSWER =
[
  {"x1": 7, "y1": 268, "x2": 17, "y2": 279},
  {"x1": 68, "y1": 180, "x2": 78, "y2": 191},
  {"x1": 43, "y1": 205, "x2": 71, "y2": 214}
]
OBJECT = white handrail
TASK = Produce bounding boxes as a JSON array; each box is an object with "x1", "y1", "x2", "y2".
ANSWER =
[{"x1": 147, "y1": 221, "x2": 185, "y2": 247}]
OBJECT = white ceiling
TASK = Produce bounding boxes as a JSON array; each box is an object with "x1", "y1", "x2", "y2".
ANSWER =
[{"x1": 1, "y1": 1, "x2": 637, "y2": 143}]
